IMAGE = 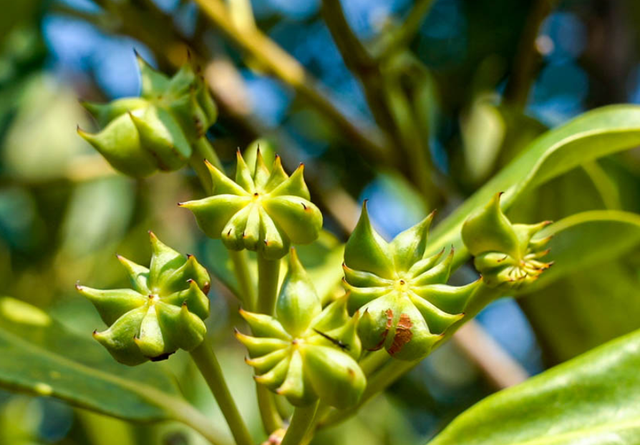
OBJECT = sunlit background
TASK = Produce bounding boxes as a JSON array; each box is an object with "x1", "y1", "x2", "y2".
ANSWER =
[{"x1": 2, "y1": 0, "x2": 640, "y2": 444}]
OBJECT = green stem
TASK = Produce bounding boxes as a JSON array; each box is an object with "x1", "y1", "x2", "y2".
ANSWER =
[
  {"x1": 190, "y1": 342, "x2": 254, "y2": 445},
  {"x1": 359, "y1": 349, "x2": 390, "y2": 376},
  {"x1": 281, "y1": 402, "x2": 319, "y2": 445},
  {"x1": 190, "y1": 155, "x2": 213, "y2": 193},
  {"x1": 169, "y1": 400, "x2": 234, "y2": 445},
  {"x1": 190, "y1": 137, "x2": 223, "y2": 193},
  {"x1": 195, "y1": 137, "x2": 224, "y2": 170},
  {"x1": 256, "y1": 384, "x2": 283, "y2": 433},
  {"x1": 256, "y1": 255, "x2": 281, "y2": 315},
  {"x1": 228, "y1": 249, "x2": 257, "y2": 311},
  {"x1": 254, "y1": 254, "x2": 284, "y2": 432}
]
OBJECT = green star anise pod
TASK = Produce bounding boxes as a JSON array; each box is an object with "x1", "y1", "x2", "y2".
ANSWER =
[
  {"x1": 236, "y1": 249, "x2": 365, "y2": 409},
  {"x1": 179, "y1": 149, "x2": 323, "y2": 260},
  {"x1": 76, "y1": 232, "x2": 211, "y2": 366},
  {"x1": 78, "y1": 52, "x2": 217, "y2": 177},
  {"x1": 343, "y1": 202, "x2": 480, "y2": 361},
  {"x1": 462, "y1": 192, "x2": 553, "y2": 288}
]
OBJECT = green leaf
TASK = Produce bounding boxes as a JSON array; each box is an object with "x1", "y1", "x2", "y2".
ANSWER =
[
  {"x1": 428, "y1": 328, "x2": 640, "y2": 445},
  {"x1": 523, "y1": 209, "x2": 640, "y2": 291},
  {"x1": 0, "y1": 297, "x2": 227, "y2": 444},
  {"x1": 513, "y1": 210, "x2": 640, "y2": 361},
  {"x1": 520, "y1": 260, "x2": 640, "y2": 361},
  {"x1": 507, "y1": 167, "x2": 640, "y2": 362},
  {"x1": 429, "y1": 105, "x2": 640, "y2": 264}
]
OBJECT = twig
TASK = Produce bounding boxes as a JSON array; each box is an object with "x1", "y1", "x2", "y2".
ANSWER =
[
  {"x1": 320, "y1": 0, "x2": 439, "y2": 205},
  {"x1": 375, "y1": 0, "x2": 437, "y2": 59},
  {"x1": 192, "y1": 0, "x2": 393, "y2": 166},
  {"x1": 503, "y1": 0, "x2": 556, "y2": 109},
  {"x1": 319, "y1": 0, "x2": 397, "y2": 139},
  {"x1": 189, "y1": 342, "x2": 254, "y2": 445},
  {"x1": 255, "y1": 254, "x2": 284, "y2": 432},
  {"x1": 320, "y1": 0, "x2": 374, "y2": 70},
  {"x1": 452, "y1": 320, "x2": 529, "y2": 389},
  {"x1": 280, "y1": 402, "x2": 319, "y2": 445}
]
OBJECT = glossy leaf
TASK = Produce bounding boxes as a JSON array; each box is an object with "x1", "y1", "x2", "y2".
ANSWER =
[
  {"x1": 428, "y1": 105, "x2": 640, "y2": 264},
  {"x1": 428, "y1": 328, "x2": 640, "y2": 445}
]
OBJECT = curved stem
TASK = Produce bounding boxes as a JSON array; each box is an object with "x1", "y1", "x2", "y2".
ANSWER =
[
  {"x1": 190, "y1": 342, "x2": 254, "y2": 445},
  {"x1": 228, "y1": 249, "x2": 257, "y2": 311},
  {"x1": 281, "y1": 402, "x2": 319, "y2": 445},
  {"x1": 190, "y1": 155, "x2": 213, "y2": 193},
  {"x1": 256, "y1": 255, "x2": 281, "y2": 315},
  {"x1": 190, "y1": 137, "x2": 223, "y2": 193},
  {"x1": 171, "y1": 405, "x2": 234, "y2": 445},
  {"x1": 195, "y1": 137, "x2": 224, "y2": 170},
  {"x1": 359, "y1": 349, "x2": 390, "y2": 376}
]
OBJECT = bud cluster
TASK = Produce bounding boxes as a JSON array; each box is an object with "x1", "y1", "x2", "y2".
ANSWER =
[
  {"x1": 78, "y1": 53, "x2": 217, "y2": 177},
  {"x1": 180, "y1": 150, "x2": 323, "y2": 260},
  {"x1": 77, "y1": 232, "x2": 211, "y2": 365},
  {"x1": 462, "y1": 193, "x2": 553, "y2": 288},
  {"x1": 236, "y1": 250, "x2": 366, "y2": 408},
  {"x1": 343, "y1": 203, "x2": 480, "y2": 361}
]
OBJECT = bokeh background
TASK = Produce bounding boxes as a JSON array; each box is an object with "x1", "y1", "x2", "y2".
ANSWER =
[{"x1": 2, "y1": 0, "x2": 640, "y2": 444}]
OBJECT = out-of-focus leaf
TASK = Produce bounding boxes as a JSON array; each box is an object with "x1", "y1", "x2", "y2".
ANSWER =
[
  {"x1": 0, "y1": 395, "x2": 41, "y2": 444},
  {"x1": 428, "y1": 328, "x2": 640, "y2": 445},
  {"x1": 0, "y1": 0, "x2": 38, "y2": 45},
  {"x1": 521, "y1": 210, "x2": 640, "y2": 291},
  {"x1": 205, "y1": 230, "x2": 344, "y2": 304},
  {"x1": 460, "y1": 96, "x2": 547, "y2": 187},
  {"x1": 315, "y1": 393, "x2": 419, "y2": 445},
  {"x1": 461, "y1": 95, "x2": 505, "y2": 183},
  {"x1": 0, "y1": 297, "x2": 226, "y2": 443},
  {"x1": 3, "y1": 75, "x2": 92, "y2": 181},
  {"x1": 60, "y1": 177, "x2": 135, "y2": 257},
  {"x1": 429, "y1": 105, "x2": 640, "y2": 264},
  {"x1": 76, "y1": 411, "x2": 136, "y2": 445},
  {"x1": 0, "y1": 187, "x2": 44, "y2": 252},
  {"x1": 295, "y1": 231, "x2": 345, "y2": 303},
  {"x1": 494, "y1": 105, "x2": 548, "y2": 170}
]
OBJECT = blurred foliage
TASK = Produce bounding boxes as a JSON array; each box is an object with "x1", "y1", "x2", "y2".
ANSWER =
[{"x1": 1, "y1": 0, "x2": 640, "y2": 444}]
